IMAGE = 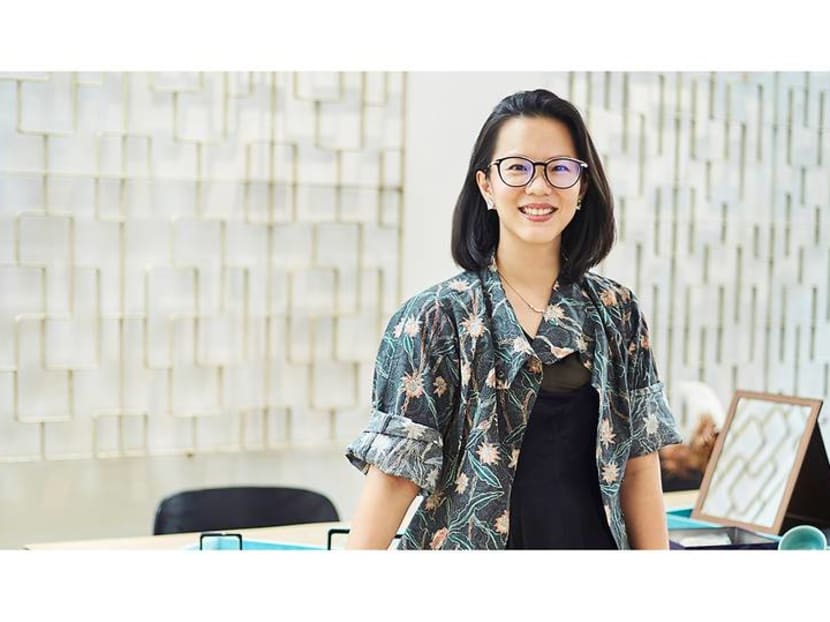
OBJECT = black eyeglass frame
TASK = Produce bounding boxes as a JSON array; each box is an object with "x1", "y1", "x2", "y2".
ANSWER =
[{"x1": 487, "y1": 156, "x2": 589, "y2": 189}]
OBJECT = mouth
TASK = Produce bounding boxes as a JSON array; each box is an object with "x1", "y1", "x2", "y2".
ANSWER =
[{"x1": 518, "y1": 204, "x2": 557, "y2": 220}]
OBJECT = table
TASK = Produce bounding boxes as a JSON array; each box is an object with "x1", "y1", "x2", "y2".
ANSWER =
[
  {"x1": 24, "y1": 490, "x2": 699, "y2": 550},
  {"x1": 24, "y1": 521, "x2": 349, "y2": 550}
]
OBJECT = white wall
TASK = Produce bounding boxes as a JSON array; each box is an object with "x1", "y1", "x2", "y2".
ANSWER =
[
  {"x1": 3, "y1": 72, "x2": 829, "y2": 548},
  {"x1": 402, "y1": 72, "x2": 547, "y2": 298},
  {"x1": 3, "y1": 73, "x2": 553, "y2": 548}
]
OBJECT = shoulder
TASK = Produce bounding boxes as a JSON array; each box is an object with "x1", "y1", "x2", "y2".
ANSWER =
[
  {"x1": 395, "y1": 270, "x2": 482, "y2": 318},
  {"x1": 384, "y1": 269, "x2": 481, "y2": 338},
  {"x1": 580, "y1": 271, "x2": 645, "y2": 338},
  {"x1": 581, "y1": 271, "x2": 637, "y2": 308}
]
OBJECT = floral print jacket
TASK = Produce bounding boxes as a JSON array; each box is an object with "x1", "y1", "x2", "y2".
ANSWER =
[{"x1": 345, "y1": 258, "x2": 683, "y2": 549}]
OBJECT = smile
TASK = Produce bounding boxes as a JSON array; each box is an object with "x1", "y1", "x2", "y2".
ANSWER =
[
  {"x1": 518, "y1": 204, "x2": 557, "y2": 222},
  {"x1": 518, "y1": 206, "x2": 556, "y2": 216}
]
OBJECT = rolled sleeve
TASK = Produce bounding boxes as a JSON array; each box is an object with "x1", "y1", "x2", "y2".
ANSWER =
[
  {"x1": 628, "y1": 381, "x2": 683, "y2": 457},
  {"x1": 345, "y1": 292, "x2": 458, "y2": 497},
  {"x1": 625, "y1": 293, "x2": 683, "y2": 457},
  {"x1": 346, "y1": 408, "x2": 445, "y2": 495}
]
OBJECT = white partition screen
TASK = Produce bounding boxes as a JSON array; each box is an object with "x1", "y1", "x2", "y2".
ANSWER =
[{"x1": 0, "y1": 72, "x2": 405, "y2": 461}]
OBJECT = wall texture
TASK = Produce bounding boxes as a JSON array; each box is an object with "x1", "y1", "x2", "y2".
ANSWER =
[
  {"x1": 1, "y1": 72, "x2": 828, "y2": 547},
  {"x1": 0, "y1": 72, "x2": 405, "y2": 463},
  {"x1": 406, "y1": 72, "x2": 830, "y2": 431}
]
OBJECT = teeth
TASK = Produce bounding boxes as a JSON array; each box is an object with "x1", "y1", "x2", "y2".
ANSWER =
[{"x1": 520, "y1": 207, "x2": 554, "y2": 216}]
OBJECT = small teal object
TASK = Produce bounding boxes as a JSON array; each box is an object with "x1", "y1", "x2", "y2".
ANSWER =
[
  {"x1": 191, "y1": 532, "x2": 324, "y2": 551},
  {"x1": 777, "y1": 525, "x2": 828, "y2": 551},
  {"x1": 665, "y1": 507, "x2": 722, "y2": 531}
]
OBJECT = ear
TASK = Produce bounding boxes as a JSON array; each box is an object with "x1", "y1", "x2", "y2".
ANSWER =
[{"x1": 475, "y1": 169, "x2": 493, "y2": 204}]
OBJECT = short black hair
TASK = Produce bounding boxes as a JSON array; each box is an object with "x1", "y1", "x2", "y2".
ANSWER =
[{"x1": 450, "y1": 88, "x2": 616, "y2": 285}]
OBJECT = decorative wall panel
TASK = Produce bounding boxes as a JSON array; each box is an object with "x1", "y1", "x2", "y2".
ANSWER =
[
  {"x1": 541, "y1": 73, "x2": 830, "y2": 432},
  {"x1": 0, "y1": 72, "x2": 405, "y2": 461},
  {"x1": 2, "y1": 71, "x2": 828, "y2": 462}
]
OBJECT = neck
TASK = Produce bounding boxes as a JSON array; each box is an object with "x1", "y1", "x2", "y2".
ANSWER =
[{"x1": 495, "y1": 235, "x2": 561, "y2": 291}]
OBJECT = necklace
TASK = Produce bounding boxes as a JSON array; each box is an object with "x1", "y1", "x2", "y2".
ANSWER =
[{"x1": 498, "y1": 271, "x2": 551, "y2": 315}]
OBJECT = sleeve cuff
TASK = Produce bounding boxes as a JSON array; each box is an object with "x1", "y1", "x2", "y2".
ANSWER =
[
  {"x1": 629, "y1": 382, "x2": 684, "y2": 457},
  {"x1": 345, "y1": 408, "x2": 445, "y2": 496}
]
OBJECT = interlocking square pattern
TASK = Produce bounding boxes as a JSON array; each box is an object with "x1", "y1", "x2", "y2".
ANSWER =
[
  {"x1": 1, "y1": 72, "x2": 828, "y2": 462},
  {"x1": 0, "y1": 72, "x2": 405, "y2": 460}
]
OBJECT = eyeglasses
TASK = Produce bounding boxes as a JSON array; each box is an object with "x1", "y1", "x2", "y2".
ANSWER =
[{"x1": 488, "y1": 156, "x2": 588, "y2": 189}]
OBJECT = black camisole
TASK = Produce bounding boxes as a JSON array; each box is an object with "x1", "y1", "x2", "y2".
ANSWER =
[{"x1": 506, "y1": 335, "x2": 617, "y2": 549}]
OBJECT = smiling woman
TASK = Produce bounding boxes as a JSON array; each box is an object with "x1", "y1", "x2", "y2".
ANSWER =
[
  {"x1": 479, "y1": 117, "x2": 585, "y2": 252},
  {"x1": 345, "y1": 89, "x2": 682, "y2": 550}
]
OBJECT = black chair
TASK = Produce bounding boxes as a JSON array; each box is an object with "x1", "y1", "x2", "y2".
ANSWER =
[{"x1": 152, "y1": 486, "x2": 340, "y2": 535}]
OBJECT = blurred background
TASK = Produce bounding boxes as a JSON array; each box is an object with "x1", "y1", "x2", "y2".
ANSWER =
[{"x1": 1, "y1": 71, "x2": 828, "y2": 548}]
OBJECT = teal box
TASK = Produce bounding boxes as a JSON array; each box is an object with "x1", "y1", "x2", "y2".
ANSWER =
[
  {"x1": 187, "y1": 532, "x2": 324, "y2": 551},
  {"x1": 666, "y1": 507, "x2": 781, "y2": 549},
  {"x1": 666, "y1": 506, "x2": 722, "y2": 530}
]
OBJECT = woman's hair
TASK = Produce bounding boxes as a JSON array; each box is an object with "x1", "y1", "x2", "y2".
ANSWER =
[{"x1": 450, "y1": 88, "x2": 616, "y2": 285}]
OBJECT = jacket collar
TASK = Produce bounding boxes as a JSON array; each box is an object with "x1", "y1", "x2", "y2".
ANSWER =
[{"x1": 481, "y1": 255, "x2": 597, "y2": 389}]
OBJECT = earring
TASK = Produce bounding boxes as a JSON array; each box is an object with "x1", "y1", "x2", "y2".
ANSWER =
[
  {"x1": 576, "y1": 199, "x2": 582, "y2": 211},
  {"x1": 486, "y1": 198, "x2": 495, "y2": 210}
]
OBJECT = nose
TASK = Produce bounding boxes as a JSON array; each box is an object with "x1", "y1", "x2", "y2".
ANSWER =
[{"x1": 526, "y1": 165, "x2": 553, "y2": 194}]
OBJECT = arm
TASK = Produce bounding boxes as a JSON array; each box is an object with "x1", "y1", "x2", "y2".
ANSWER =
[
  {"x1": 344, "y1": 293, "x2": 459, "y2": 550},
  {"x1": 620, "y1": 451, "x2": 669, "y2": 549},
  {"x1": 345, "y1": 466, "x2": 419, "y2": 549},
  {"x1": 620, "y1": 289, "x2": 683, "y2": 549}
]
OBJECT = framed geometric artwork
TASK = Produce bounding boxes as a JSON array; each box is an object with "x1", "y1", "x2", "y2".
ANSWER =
[{"x1": 692, "y1": 390, "x2": 829, "y2": 535}]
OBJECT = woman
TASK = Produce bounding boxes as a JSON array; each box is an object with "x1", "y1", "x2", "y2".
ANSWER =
[{"x1": 345, "y1": 88, "x2": 683, "y2": 550}]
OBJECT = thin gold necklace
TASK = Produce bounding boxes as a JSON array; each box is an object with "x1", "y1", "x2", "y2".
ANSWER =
[{"x1": 498, "y1": 271, "x2": 551, "y2": 315}]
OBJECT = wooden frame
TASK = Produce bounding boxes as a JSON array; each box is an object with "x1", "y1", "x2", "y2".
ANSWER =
[{"x1": 691, "y1": 390, "x2": 825, "y2": 536}]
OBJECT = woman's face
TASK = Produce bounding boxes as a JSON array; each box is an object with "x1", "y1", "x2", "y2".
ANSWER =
[{"x1": 476, "y1": 115, "x2": 585, "y2": 251}]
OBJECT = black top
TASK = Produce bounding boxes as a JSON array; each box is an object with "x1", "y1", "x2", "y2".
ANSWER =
[{"x1": 506, "y1": 333, "x2": 617, "y2": 549}]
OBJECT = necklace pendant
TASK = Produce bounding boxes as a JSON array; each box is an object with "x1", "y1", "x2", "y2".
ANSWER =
[{"x1": 497, "y1": 268, "x2": 548, "y2": 315}]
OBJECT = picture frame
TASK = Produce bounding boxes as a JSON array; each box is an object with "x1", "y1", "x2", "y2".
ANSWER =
[{"x1": 691, "y1": 390, "x2": 827, "y2": 536}]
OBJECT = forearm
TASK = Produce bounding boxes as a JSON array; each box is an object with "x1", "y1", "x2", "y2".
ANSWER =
[
  {"x1": 345, "y1": 465, "x2": 420, "y2": 550},
  {"x1": 619, "y1": 451, "x2": 669, "y2": 549}
]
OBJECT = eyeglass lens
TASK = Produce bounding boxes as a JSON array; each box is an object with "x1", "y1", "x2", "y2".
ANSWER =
[{"x1": 498, "y1": 157, "x2": 582, "y2": 188}]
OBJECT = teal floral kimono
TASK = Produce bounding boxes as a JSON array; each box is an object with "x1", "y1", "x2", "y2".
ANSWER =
[{"x1": 345, "y1": 257, "x2": 683, "y2": 549}]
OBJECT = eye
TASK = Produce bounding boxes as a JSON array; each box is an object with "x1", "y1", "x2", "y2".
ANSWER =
[{"x1": 549, "y1": 160, "x2": 574, "y2": 173}]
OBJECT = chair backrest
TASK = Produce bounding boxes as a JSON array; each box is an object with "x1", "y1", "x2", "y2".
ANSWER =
[{"x1": 152, "y1": 486, "x2": 340, "y2": 535}]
